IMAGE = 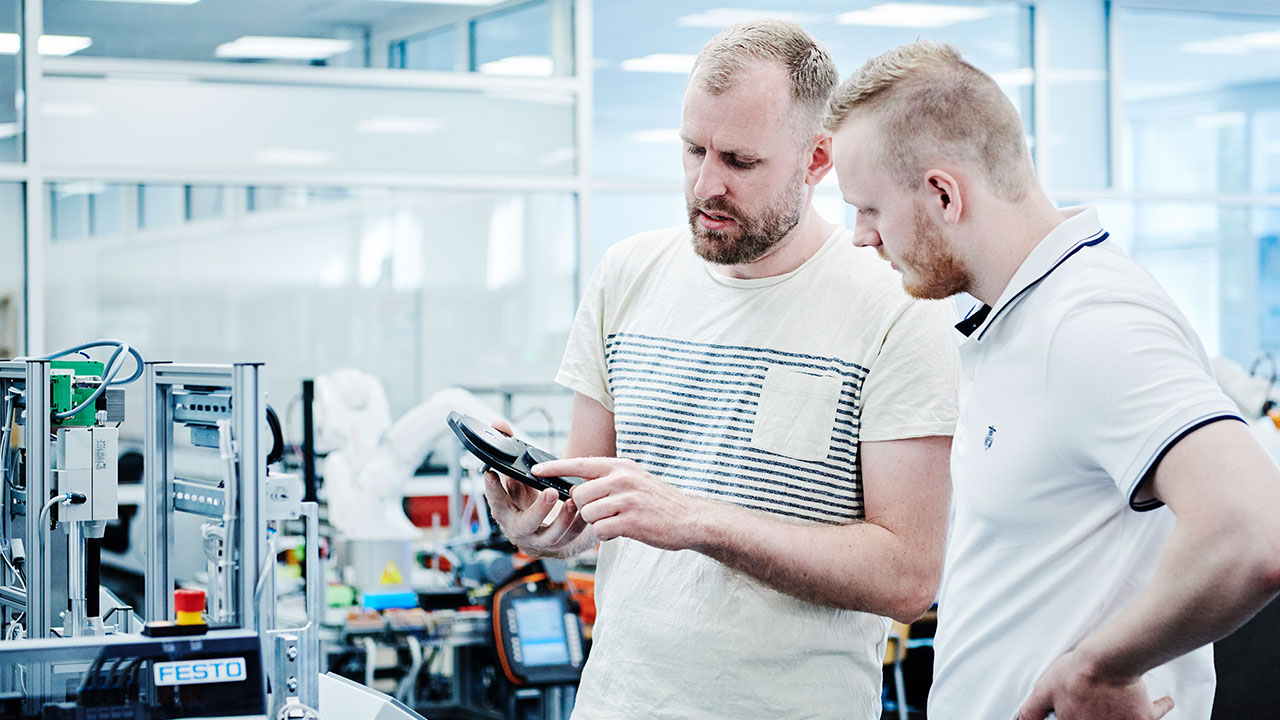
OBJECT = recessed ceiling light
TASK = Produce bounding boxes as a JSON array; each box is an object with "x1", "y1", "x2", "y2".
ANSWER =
[
  {"x1": 619, "y1": 53, "x2": 697, "y2": 74},
  {"x1": 253, "y1": 148, "x2": 335, "y2": 166},
  {"x1": 216, "y1": 36, "x2": 353, "y2": 61},
  {"x1": 837, "y1": 3, "x2": 994, "y2": 28},
  {"x1": 84, "y1": 0, "x2": 201, "y2": 5},
  {"x1": 478, "y1": 55, "x2": 554, "y2": 76},
  {"x1": 357, "y1": 116, "x2": 444, "y2": 135},
  {"x1": 991, "y1": 67, "x2": 1106, "y2": 87},
  {"x1": 1180, "y1": 30, "x2": 1280, "y2": 56},
  {"x1": 676, "y1": 8, "x2": 822, "y2": 28},
  {"x1": 627, "y1": 129, "x2": 682, "y2": 144},
  {"x1": 371, "y1": 0, "x2": 502, "y2": 4},
  {"x1": 41, "y1": 102, "x2": 100, "y2": 118},
  {"x1": 1193, "y1": 112, "x2": 1247, "y2": 129},
  {"x1": 0, "y1": 33, "x2": 93, "y2": 56}
]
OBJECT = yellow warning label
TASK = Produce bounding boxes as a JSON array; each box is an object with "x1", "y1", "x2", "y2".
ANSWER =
[{"x1": 379, "y1": 561, "x2": 403, "y2": 586}]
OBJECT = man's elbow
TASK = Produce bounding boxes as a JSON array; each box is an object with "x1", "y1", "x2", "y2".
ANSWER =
[
  {"x1": 883, "y1": 564, "x2": 942, "y2": 623},
  {"x1": 888, "y1": 584, "x2": 938, "y2": 624},
  {"x1": 1255, "y1": 536, "x2": 1280, "y2": 597}
]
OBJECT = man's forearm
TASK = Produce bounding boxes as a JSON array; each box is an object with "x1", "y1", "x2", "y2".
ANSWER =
[
  {"x1": 1073, "y1": 514, "x2": 1280, "y2": 680},
  {"x1": 688, "y1": 499, "x2": 940, "y2": 623}
]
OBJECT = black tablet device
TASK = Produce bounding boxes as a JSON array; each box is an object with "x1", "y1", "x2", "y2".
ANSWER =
[{"x1": 446, "y1": 411, "x2": 581, "y2": 501}]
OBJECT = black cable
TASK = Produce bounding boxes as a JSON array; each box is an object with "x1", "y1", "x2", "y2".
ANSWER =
[
  {"x1": 265, "y1": 404, "x2": 284, "y2": 466},
  {"x1": 86, "y1": 537, "x2": 101, "y2": 618},
  {"x1": 302, "y1": 380, "x2": 317, "y2": 502}
]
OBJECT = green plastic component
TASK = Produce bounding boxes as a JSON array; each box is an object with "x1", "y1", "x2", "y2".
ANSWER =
[
  {"x1": 327, "y1": 584, "x2": 357, "y2": 608},
  {"x1": 50, "y1": 360, "x2": 105, "y2": 427}
]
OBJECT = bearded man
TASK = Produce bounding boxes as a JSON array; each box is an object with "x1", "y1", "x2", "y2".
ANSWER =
[{"x1": 484, "y1": 21, "x2": 961, "y2": 720}]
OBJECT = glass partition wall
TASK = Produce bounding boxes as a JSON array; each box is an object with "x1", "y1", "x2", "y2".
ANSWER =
[{"x1": 7, "y1": 0, "x2": 1280, "y2": 442}]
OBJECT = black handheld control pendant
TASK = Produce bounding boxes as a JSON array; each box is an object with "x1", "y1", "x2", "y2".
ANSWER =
[{"x1": 446, "y1": 411, "x2": 581, "y2": 501}]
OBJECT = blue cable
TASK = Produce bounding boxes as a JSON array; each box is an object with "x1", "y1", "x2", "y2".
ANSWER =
[{"x1": 32, "y1": 340, "x2": 145, "y2": 420}]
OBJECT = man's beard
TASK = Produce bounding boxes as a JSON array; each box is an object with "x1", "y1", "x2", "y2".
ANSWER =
[
  {"x1": 686, "y1": 170, "x2": 806, "y2": 266},
  {"x1": 896, "y1": 204, "x2": 971, "y2": 300}
]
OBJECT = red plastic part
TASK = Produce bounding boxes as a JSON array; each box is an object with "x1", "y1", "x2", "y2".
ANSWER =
[{"x1": 174, "y1": 588, "x2": 206, "y2": 613}]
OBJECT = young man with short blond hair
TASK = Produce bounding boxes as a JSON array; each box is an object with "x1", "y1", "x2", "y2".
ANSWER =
[{"x1": 825, "y1": 39, "x2": 1280, "y2": 720}]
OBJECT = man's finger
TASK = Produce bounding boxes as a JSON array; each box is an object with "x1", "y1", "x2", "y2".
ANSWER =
[
  {"x1": 511, "y1": 487, "x2": 560, "y2": 536},
  {"x1": 503, "y1": 475, "x2": 540, "y2": 508},
  {"x1": 534, "y1": 497, "x2": 580, "y2": 545},
  {"x1": 491, "y1": 418, "x2": 515, "y2": 436},
  {"x1": 533, "y1": 456, "x2": 618, "y2": 480},
  {"x1": 1152, "y1": 696, "x2": 1174, "y2": 719},
  {"x1": 483, "y1": 472, "x2": 520, "y2": 517}
]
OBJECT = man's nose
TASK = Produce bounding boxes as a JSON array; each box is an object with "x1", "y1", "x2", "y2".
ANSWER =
[
  {"x1": 852, "y1": 222, "x2": 881, "y2": 248},
  {"x1": 693, "y1": 159, "x2": 727, "y2": 200}
]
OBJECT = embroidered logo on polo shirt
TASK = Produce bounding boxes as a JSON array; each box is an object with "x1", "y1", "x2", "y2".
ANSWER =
[{"x1": 984, "y1": 426, "x2": 996, "y2": 450}]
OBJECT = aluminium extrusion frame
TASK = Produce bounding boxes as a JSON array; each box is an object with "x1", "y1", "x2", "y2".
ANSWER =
[
  {"x1": 143, "y1": 361, "x2": 320, "y2": 714},
  {"x1": 0, "y1": 360, "x2": 56, "y2": 643}
]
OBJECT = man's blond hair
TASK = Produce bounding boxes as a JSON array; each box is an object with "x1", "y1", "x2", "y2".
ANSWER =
[
  {"x1": 823, "y1": 40, "x2": 1033, "y2": 201},
  {"x1": 692, "y1": 20, "x2": 838, "y2": 138}
]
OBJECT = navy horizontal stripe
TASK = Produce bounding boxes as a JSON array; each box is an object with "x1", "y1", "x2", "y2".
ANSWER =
[
  {"x1": 611, "y1": 373, "x2": 762, "y2": 399},
  {"x1": 607, "y1": 336, "x2": 868, "y2": 381},
  {"x1": 606, "y1": 354, "x2": 768, "y2": 382},
  {"x1": 643, "y1": 462, "x2": 856, "y2": 521},
  {"x1": 608, "y1": 331, "x2": 871, "y2": 376},
  {"x1": 615, "y1": 423, "x2": 858, "y2": 483},
  {"x1": 609, "y1": 370, "x2": 764, "y2": 395},
  {"x1": 614, "y1": 400, "x2": 755, "y2": 426},
  {"x1": 615, "y1": 409, "x2": 857, "y2": 458},
  {"x1": 622, "y1": 448, "x2": 859, "y2": 513},
  {"x1": 606, "y1": 333, "x2": 866, "y2": 524}
]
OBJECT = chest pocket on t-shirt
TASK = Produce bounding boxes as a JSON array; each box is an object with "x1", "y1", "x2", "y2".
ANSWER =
[{"x1": 750, "y1": 366, "x2": 842, "y2": 462}]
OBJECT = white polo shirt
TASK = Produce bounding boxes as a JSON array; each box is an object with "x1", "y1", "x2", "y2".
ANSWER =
[{"x1": 929, "y1": 206, "x2": 1241, "y2": 720}]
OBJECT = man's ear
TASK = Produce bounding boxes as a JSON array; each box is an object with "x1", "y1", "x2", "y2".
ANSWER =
[
  {"x1": 806, "y1": 134, "x2": 834, "y2": 186},
  {"x1": 925, "y1": 169, "x2": 962, "y2": 224}
]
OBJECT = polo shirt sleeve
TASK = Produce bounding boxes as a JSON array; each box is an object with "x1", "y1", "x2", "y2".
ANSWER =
[
  {"x1": 859, "y1": 298, "x2": 961, "y2": 442},
  {"x1": 1045, "y1": 298, "x2": 1242, "y2": 510},
  {"x1": 555, "y1": 251, "x2": 615, "y2": 412}
]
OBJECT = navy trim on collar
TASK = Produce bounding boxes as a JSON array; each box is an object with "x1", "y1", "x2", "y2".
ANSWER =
[
  {"x1": 953, "y1": 231, "x2": 1110, "y2": 340},
  {"x1": 955, "y1": 305, "x2": 991, "y2": 337}
]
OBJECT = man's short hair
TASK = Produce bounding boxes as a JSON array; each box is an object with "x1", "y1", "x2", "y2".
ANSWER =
[
  {"x1": 823, "y1": 40, "x2": 1033, "y2": 202},
  {"x1": 692, "y1": 20, "x2": 838, "y2": 138}
]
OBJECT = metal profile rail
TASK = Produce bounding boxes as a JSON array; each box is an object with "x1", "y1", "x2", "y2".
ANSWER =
[{"x1": 143, "y1": 361, "x2": 319, "y2": 714}]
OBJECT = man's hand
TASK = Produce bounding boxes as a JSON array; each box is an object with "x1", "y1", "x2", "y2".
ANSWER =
[
  {"x1": 480, "y1": 419, "x2": 588, "y2": 557},
  {"x1": 532, "y1": 457, "x2": 699, "y2": 551},
  {"x1": 1016, "y1": 650, "x2": 1174, "y2": 720}
]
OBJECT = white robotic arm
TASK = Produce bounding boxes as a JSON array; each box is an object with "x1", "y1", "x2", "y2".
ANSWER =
[{"x1": 321, "y1": 380, "x2": 514, "y2": 540}]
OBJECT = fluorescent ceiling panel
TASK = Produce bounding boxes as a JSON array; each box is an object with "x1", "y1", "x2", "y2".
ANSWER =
[
  {"x1": 677, "y1": 8, "x2": 823, "y2": 28},
  {"x1": 84, "y1": 0, "x2": 202, "y2": 4},
  {"x1": 1180, "y1": 30, "x2": 1280, "y2": 56},
  {"x1": 620, "y1": 53, "x2": 697, "y2": 74},
  {"x1": 837, "y1": 3, "x2": 994, "y2": 28},
  {"x1": 0, "y1": 33, "x2": 93, "y2": 56},
  {"x1": 357, "y1": 116, "x2": 444, "y2": 135},
  {"x1": 478, "y1": 55, "x2": 554, "y2": 76},
  {"x1": 1193, "y1": 111, "x2": 1247, "y2": 129},
  {"x1": 253, "y1": 148, "x2": 335, "y2": 166},
  {"x1": 216, "y1": 36, "x2": 353, "y2": 61},
  {"x1": 371, "y1": 0, "x2": 502, "y2": 4},
  {"x1": 628, "y1": 129, "x2": 682, "y2": 144}
]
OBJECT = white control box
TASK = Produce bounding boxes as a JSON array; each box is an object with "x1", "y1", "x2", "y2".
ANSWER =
[{"x1": 54, "y1": 427, "x2": 118, "y2": 523}]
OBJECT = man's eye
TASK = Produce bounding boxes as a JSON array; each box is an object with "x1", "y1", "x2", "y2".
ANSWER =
[
  {"x1": 727, "y1": 157, "x2": 758, "y2": 170},
  {"x1": 686, "y1": 145, "x2": 706, "y2": 157}
]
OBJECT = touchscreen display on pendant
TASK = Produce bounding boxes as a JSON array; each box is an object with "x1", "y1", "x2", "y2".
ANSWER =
[{"x1": 513, "y1": 598, "x2": 571, "y2": 666}]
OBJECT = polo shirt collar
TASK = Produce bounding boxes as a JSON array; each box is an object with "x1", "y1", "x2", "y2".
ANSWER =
[{"x1": 955, "y1": 206, "x2": 1108, "y2": 341}]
